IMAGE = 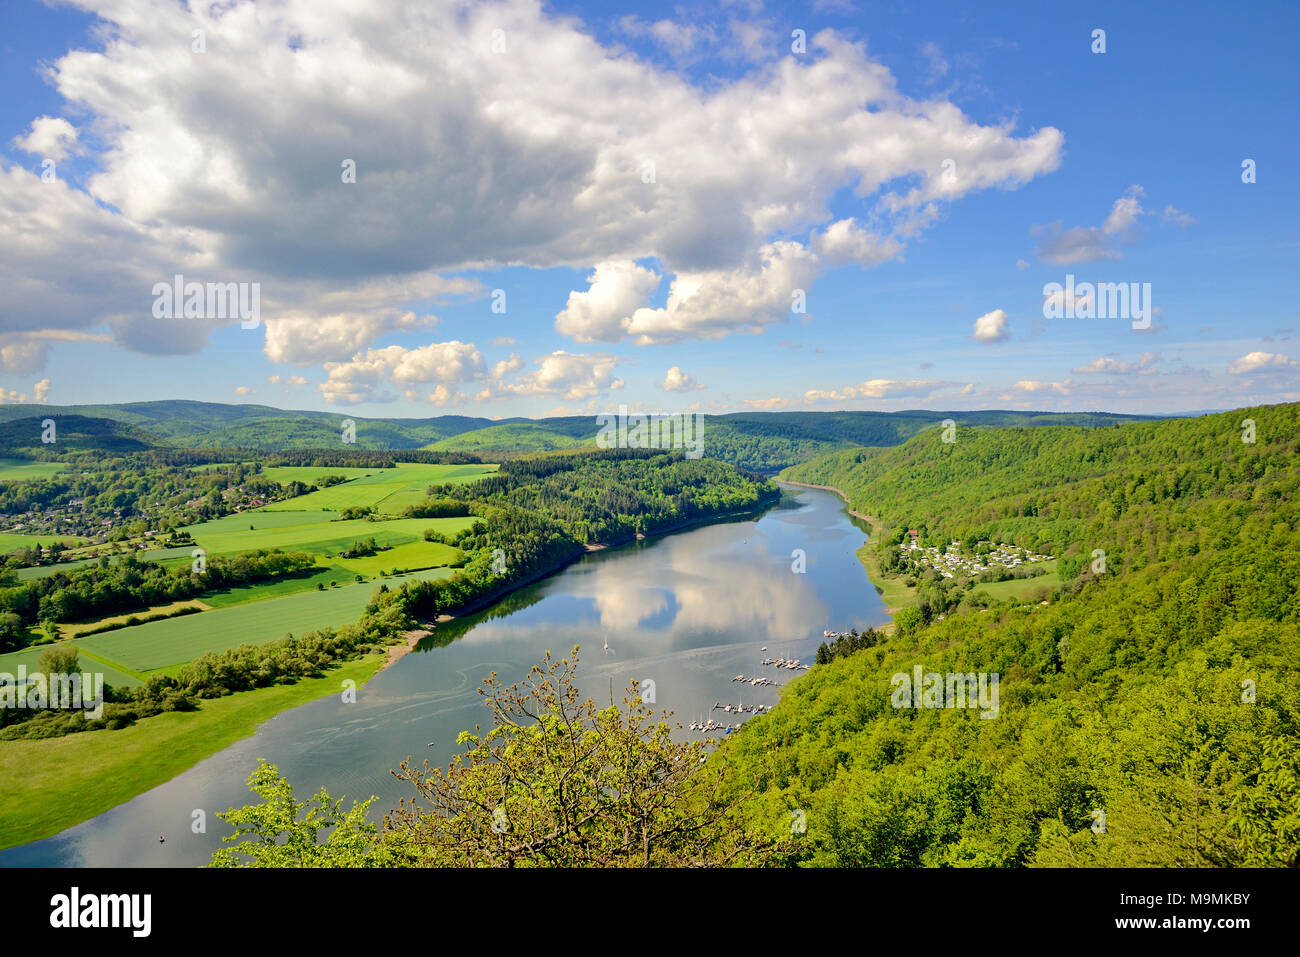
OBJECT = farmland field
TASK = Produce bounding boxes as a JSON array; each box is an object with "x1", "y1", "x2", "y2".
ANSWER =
[
  {"x1": 332, "y1": 540, "x2": 461, "y2": 576},
  {"x1": 260, "y1": 466, "x2": 380, "y2": 485},
  {"x1": 0, "y1": 459, "x2": 68, "y2": 481},
  {"x1": 182, "y1": 513, "x2": 474, "y2": 557},
  {"x1": 63, "y1": 600, "x2": 211, "y2": 637},
  {"x1": 199, "y1": 564, "x2": 359, "y2": 607},
  {"x1": 0, "y1": 643, "x2": 142, "y2": 691},
  {"x1": 17, "y1": 558, "x2": 100, "y2": 580},
  {"x1": 0, "y1": 531, "x2": 88, "y2": 551},
  {"x1": 260, "y1": 462, "x2": 497, "y2": 513},
  {"x1": 74, "y1": 566, "x2": 455, "y2": 673}
]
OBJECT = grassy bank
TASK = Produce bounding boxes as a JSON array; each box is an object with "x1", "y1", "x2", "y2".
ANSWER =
[{"x1": 0, "y1": 653, "x2": 386, "y2": 851}]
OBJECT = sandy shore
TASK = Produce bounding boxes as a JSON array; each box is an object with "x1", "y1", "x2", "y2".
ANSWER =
[{"x1": 382, "y1": 627, "x2": 431, "y2": 670}]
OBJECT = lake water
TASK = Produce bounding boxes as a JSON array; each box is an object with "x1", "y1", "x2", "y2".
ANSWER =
[{"x1": 0, "y1": 485, "x2": 886, "y2": 867}]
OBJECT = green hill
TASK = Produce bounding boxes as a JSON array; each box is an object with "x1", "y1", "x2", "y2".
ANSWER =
[
  {"x1": 428, "y1": 422, "x2": 598, "y2": 453},
  {"x1": 715, "y1": 404, "x2": 1300, "y2": 867},
  {"x1": 0, "y1": 415, "x2": 156, "y2": 453},
  {"x1": 0, "y1": 400, "x2": 1155, "y2": 470}
]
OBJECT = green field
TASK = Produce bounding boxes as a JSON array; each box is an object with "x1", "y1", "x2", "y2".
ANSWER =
[
  {"x1": 199, "y1": 564, "x2": 360, "y2": 607},
  {"x1": 0, "y1": 643, "x2": 142, "y2": 691},
  {"x1": 62, "y1": 600, "x2": 210, "y2": 637},
  {"x1": 182, "y1": 513, "x2": 473, "y2": 556},
  {"x1": 0, "y1": 459, "x2": 68, "y2": 481},
  {"x1": 0, "y1": 653, "x2": 387, "y2": 850},
  {"x1": 969, "y1": 561, "x2": 1061, "y2": 603},
  {"x1": 260, "y1": 462, "x2": 497, "y2": 513},
  {"x1": 333, "y1": 540, "x2": 460, "y2": 576},
  {"x1": 260, "y1": 466, "x2": 380, "y2": 485},
  {"x1": 74, "y1": 566, "x2": 453, "y2": 673},
  {"x1": 16, "y1": 558, "x2": 100, "y2": 580},
  {"x1": 0, "y1": 531, "x2": 88, "y2": 552}
]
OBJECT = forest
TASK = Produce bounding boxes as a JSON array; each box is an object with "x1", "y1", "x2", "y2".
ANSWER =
[{"x1": 711, "y1": 403, "x2": 1300, "y2": 865}]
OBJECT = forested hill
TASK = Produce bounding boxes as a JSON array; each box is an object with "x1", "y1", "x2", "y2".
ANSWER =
[
  {"x1": 718, "y1": 403, "x2": 1300, "y2": 866},
  {"x1": 0, "y1": 400, "x2": 1153, "y2": 471}
]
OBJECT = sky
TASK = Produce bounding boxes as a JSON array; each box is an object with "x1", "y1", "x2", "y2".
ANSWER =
[{"x1": 0, "y1": 0, "x2": 1296, "y2": 419}]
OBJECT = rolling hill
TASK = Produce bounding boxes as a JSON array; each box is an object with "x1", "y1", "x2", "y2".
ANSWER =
[{"x1": 0, "y1": 400, "x2": 1158, "y2": 470}]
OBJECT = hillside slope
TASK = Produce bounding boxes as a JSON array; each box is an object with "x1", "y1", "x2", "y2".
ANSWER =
[
  {"x1": 0, "y1": 402, "x2": 1153, "y2": 468},
  {"x1": 717, "y1": 404, "x2": 1300, "y2": 867}
]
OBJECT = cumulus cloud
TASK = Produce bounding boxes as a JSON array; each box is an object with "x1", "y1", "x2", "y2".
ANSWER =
[
  {"x1": 661, "y1": 366, "x2": 704, "y2": 391},
  {"x1": 566, "y1": 242, "x2": 820, "y2": 345},
  {"x1": 1226, "y1": 351, "x2": 1297, "y2": 375},
  {"x1": 477, "y1": 351, "x2": 626, "y2": 402},
  {"x1": 742, "y1": 396, "x2": 790, "y2": 410},
  {"x1": 320, "y1": 341, "x2": 486, "y2": 404},
  {"x1": 12, "y1": 116, "x2": 83, "y2": 162},
  {"x1": 1072, "y1": 352, "x2": 1161, "y2": 375},
  {"x1": 234, "y1": 385, "x2": 256, "y2": 396},
  {"x1": 33, "y1": 379, "x2": 51, "y2": 403},
  {"x1": 2, "y1": 0, "x2": 1063, "y2": 373},
  {"x1": 972, "y1": 308, "x2": 1010, "y2": 343},
  {"x1": 1013, "y1": 379, "x2": 1073, "y2": 395},
  {"x1": 812, "y1": 218, "x2": 902, "y2": 268},
  {"x1": 555, "y1": 261, "x2": 662, "y2": 343}
]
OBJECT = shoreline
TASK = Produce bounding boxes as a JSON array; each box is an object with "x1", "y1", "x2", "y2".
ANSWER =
[
  {"x1": 420, "y1": 497, "x2": 780, "y2": 631},
  {"x1": 778, "y1": 480, "x2": 876, "y2": 523},
  {"x1": 780, "y1": 480, "x2": 909, "y2": 621},
  {"x1": 0, "y1": 498, "x2": 783, "y2": 851}
]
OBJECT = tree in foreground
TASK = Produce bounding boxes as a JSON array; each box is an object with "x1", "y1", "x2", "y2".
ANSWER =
[
  {"x1": 210, "y1": 647, "x2": 775, "y2": 867},
  {"x1": 383, "y1": 647, "x2": 771, "y2": 866}
]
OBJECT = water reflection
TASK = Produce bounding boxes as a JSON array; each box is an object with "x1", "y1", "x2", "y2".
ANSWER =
[{"x1": 0, "y1": 486, "x2": 886, "y2": 867}]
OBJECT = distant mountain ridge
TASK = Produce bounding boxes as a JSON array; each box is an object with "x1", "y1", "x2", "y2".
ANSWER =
[{"x1": 0, "y1": 400, "x2": 1164, "y2": 471}]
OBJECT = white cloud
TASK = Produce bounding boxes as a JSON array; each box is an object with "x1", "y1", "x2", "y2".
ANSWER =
[
  {"x1": 2, "y1": 2, "x2": 1063, "y2": 364},
  {"x1": 478, "y1": 351, "x2": 626, "y2": 402},
  {"x1": 320, "y1": 341, "x2": 486, "y2": 404},
  {"x1": 1226, "y1": 351, "x2": 1298, "y2": 375},
  {"x1": 918, "y1": 42, "x2": 948, "y2": 83},
  {"x1": 1013, "y1": 379, "x2": 1073, "y2": 395},
  {"x1": 12, "y1": 116, "x2": 83, "y2": 162},
  {"x1": 555, "y1": 261, "x2": 662, "y2": 343},
  {"x1": 33, "y1": 378, "x2": 51, "y2": 403},
  {"x1": 661, "y1": 366, "x2": 704, "y2": 391},
  {"x1": 234, "y1": 385, "x2": 256, "y2": 396},
  {"x1": 579, "y1": 242, "x2": 821, "y2": 345},
  {"x1": 805, "y1": 378, "x2": 949, "y2": 402},
  {"x1": 1102, "y1": 185, "x2": 1146, "y2": 235},
  {"x1": 1162, "y1": 205, "x2": 1196, "y2": 227},
  {"x1": 1036, "y1": 185, "x2": 1146, "y2": 264},
  {"x1": 1072, "y1": 352, "x2": 1161, "y2": 375},
  {"x1": 812, "y1": 218, "x2": 902, "y2": 268},
  {"x1": 972, "y1": 308, "x2": 1010, "y2": 343}
]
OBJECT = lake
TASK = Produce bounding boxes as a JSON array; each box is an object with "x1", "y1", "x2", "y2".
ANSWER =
[{"x1": 0, "y1": 485, "x2": 887, "y2": 866}]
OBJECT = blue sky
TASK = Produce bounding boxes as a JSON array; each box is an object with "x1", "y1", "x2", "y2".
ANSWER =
[{"x1": 0, "y1": 0, "x2": 1296, "y2": 418}]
